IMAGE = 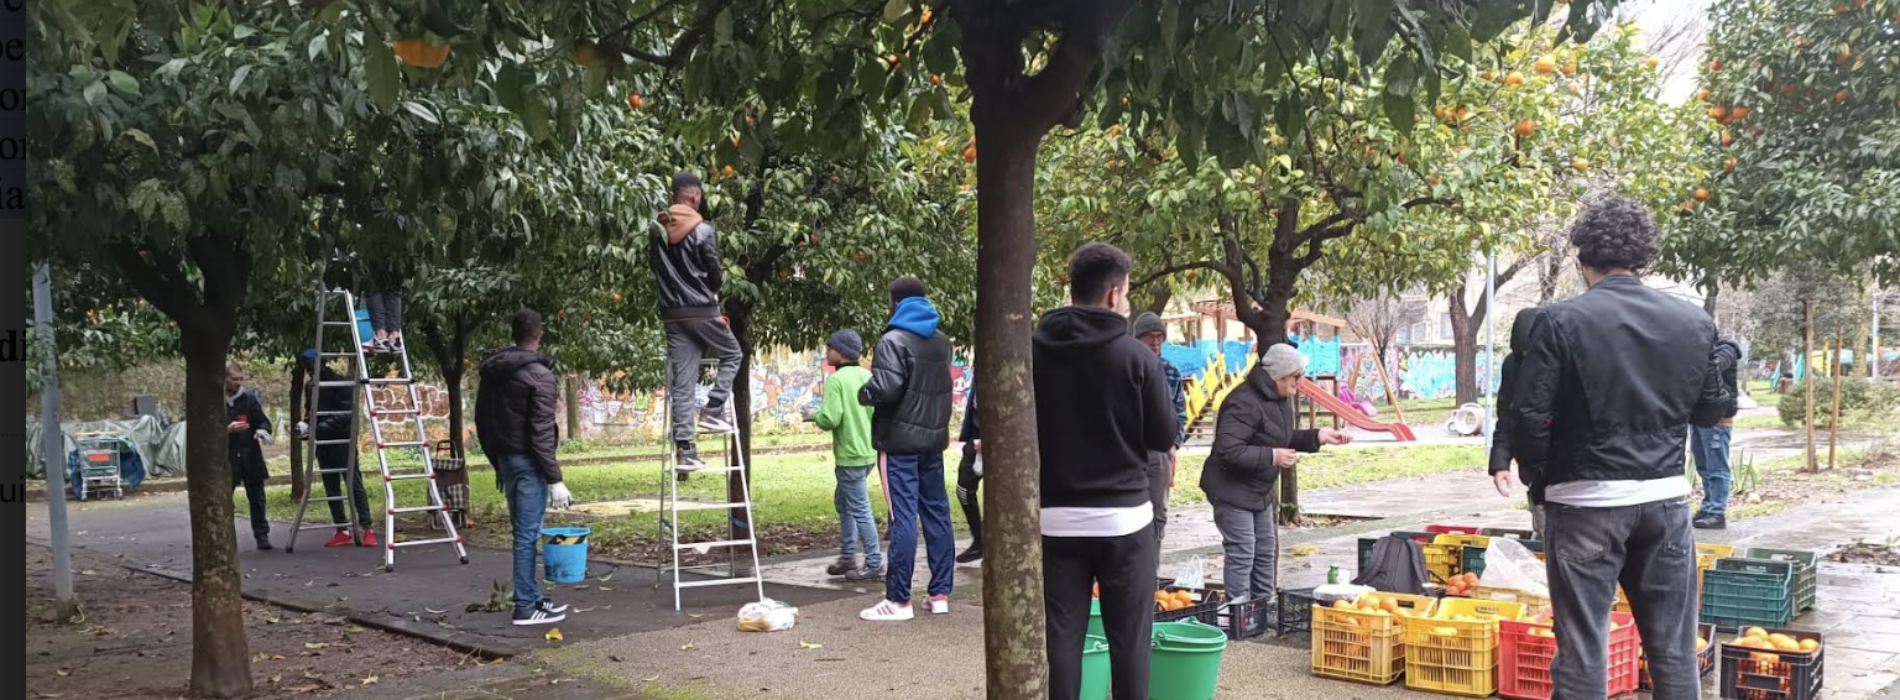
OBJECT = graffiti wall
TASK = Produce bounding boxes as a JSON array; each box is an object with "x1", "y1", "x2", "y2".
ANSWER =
[{"x1": 1339, "y1": 344, "x2": 1502, "y2": 401}]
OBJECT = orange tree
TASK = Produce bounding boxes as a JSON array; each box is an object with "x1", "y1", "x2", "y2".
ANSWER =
[{"x1": 1659, "y1": 0, "x2": 1900, "y2": 292}]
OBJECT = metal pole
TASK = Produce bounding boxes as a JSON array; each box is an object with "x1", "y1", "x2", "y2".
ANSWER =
[
  {"x1": 34, "y1": 263, "x2": 78, "y2": 622},
  {"x1": 1484, "y1": 251, "x2": 1498, "y2": 455}
]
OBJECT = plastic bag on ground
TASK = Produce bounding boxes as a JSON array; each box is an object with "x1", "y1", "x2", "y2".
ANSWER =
[
  {"x1": 1173, "y1": 556, "x2": 1206, "y2": 590},
  {"x1": 1477, "y1": 537, "x2": 1549, "y2": 600},
  {"x1": 737, "y1": 598, "x2": 799, "y2": 633}
]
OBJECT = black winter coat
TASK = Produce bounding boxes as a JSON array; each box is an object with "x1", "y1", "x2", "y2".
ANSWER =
[
  {"x1": 1510, "y1": 275, "x2": 1736, "y2": 493},
  {"x1": 650, "y1": 210, "x2": 724, "y2": 321},
  {"x1": 859, "y1": 298, "x2": 954, "y2": 454},
  {"x1": 1200, "y1": 366, "x2": 1319, "y2": 512},
  {"x1": 308, "y1": 366, "x2": 355, "y2": 441},
  {"x1": 475, "y1": 347, "x2": 563, "y2": 485},
  {"x1": 226, "y1": 388, "x2": 273, "y2": 473}
]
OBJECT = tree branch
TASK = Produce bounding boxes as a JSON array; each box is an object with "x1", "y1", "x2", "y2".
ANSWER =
[
  {"x1": 110, "y1": 244, "x2": 200, "y2": 326},
  {"x1": 1012, "y1": 0, "x2": 1136, "y2": 132},
  {"x1": 1132, "y1": 259, "x2": 1227, "y2": 289}
]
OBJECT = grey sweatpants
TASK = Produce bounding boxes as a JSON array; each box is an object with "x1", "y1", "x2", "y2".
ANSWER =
[
  {"x1": 1146, "y1": 451, "x2": 1171, "y2": 547},
  {"x1": 1213, "y1": 504, "x2": 1277, "y2": 602},
  {"x1": 665, "y1": 318, "x2": 742, "y2": 442}
]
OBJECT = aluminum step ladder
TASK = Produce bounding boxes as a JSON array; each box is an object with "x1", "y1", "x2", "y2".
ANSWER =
[
  {"x1": 657, "y1": 359, "x2": 765, "y2": 611},
  {"x1": 286, "y1": 289, "x2": 469, "y2": 571}
]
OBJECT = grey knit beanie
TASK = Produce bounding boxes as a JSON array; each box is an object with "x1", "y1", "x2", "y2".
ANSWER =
[
  {"x1": 1131, "y1": 312, "x2": 1166, "y2": 339},
  {"x1": 1260, "y1": 343, "x2": 1306, "y2": 380},
  {"x1": 827, "y1": 329, "x2": 863, "y2": 363}
]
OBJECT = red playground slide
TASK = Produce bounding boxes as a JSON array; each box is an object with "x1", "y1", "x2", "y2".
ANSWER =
[{"x1": 1296, "y1": 378, "x2": 1417, "y2": 441}]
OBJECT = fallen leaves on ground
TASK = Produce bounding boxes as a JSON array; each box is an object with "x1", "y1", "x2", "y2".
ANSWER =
[
  {"x1": 1289, "y1": 544, "x2": 1319, "y2": 557},
  {"x1": 544, "y1": 628, "x2": 564, "y2": 642},
  {"x1": 799, "y1": 640, "x2": 823, "y2": 650},
  {"x1": 680, "y1": 642, "x2": 695, "y2": 651}
]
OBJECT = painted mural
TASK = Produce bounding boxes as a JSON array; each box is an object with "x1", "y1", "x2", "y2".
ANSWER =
[{"x1": 1340, "y1": 345, "x2": 1502, "y2": 402}]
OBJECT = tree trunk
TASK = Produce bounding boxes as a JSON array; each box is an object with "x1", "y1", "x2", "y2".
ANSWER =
[
  {"x1": 1702, "y1": 283, "x2": 1720, "y2": 318},
  {"x1": 1449, "y1": 282, "x2": 1480, "y2": 406},
  {"x1": 288, "y1": 361, "x2": 307, "y2": 502},
  {"x1": 1139, "y1": 279, "x2": 1173, "y2": 318},
  {"x1": 181, "y1": 330, "x2": 253, "y2": 698},
  {"x1": 444, "y1": 365, "x2": 465, "y2": 458},
  {"x1": 970, "y1": 115, "x2": 1050, "y2": 700},
  {"x1": 564, "y1": 373, "x2": 582, "y2": 439},
  {"x1": 1828, "y1": 336, "x2": 1843, "y2": 470},
  {"x1": 725, "y1": 302, "x2": 755, "y2": 556},
  {"x1": 1804, "y1": 300, "x2": 1817, "y2": 473}
]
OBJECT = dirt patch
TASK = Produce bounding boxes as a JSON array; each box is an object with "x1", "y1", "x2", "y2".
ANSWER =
[
  {"x1": 25, "y1": 545, "x2": 478, "y2": 699},
  {"x1": 1724, "y1": 440, "x2": 1900, "y2": 521},
  {"x1": 1828, "y1": 540, "x2": 1900, "y2": 567}
]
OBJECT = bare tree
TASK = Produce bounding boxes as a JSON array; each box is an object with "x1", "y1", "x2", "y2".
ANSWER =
[{"x1": 1340, "y1": 293, "x2": 1426, "y2": 362}]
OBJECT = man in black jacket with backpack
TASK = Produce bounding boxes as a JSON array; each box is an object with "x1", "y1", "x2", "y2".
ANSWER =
[
  {"x1": 1510, "y1": 197, "x2": 1737, "y2": 700},
  {"x1": 1035, "y1": 243, "x2": 1175, "y2": 700}
]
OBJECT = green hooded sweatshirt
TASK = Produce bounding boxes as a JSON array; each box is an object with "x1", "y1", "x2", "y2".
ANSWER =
[{"x1": 812, "y1": 365, "x2": 875, "y2": 467}]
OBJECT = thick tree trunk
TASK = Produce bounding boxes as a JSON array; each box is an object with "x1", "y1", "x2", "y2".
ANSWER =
[
  {"x1": 182, "y1": 331, "x2": 253, "y2": 698},
  {"x1": 1139, "y1": 279, "x2": 1173, "y2": 318},
  {"x1": 1448, "y1": 282, "x2": 1479, "y2": 406},
  {"x1": 288, "y1": 362, "x2": 307, "y2": 502}
]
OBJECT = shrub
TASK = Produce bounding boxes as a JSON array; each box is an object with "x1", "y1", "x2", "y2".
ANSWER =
[{"x1": 1777, "y1": 377, "x2": 1900, "y2": 429}]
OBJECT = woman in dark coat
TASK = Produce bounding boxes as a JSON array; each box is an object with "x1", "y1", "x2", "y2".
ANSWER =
[{"x1": 1199, "y1": 343, "x2": 1350, "y2": 603}]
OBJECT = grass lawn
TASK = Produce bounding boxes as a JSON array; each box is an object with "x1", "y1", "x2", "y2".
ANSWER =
[{"x1": 248, "y1": 441, "x2": 1485, "y2": 562}]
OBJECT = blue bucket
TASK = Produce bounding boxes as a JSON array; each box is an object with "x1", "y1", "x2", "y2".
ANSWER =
[
  {"x1": 355, "y1": 308, "x2": 374, "y2": 346},
  {"x1": 541, "y1": 526, "x2": 591, "y2": 584}
]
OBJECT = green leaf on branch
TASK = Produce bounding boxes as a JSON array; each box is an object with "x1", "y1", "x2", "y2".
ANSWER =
[{"x1": 365, "y1": 27, "x2": 399, "y2": 114}]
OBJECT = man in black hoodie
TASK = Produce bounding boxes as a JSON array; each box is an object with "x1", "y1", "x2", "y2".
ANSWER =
[
  {"x1": 1035, "y1": 243, "x2": 1174, "y2": 700},
  {"x1": 475, "y1": 309, "x2": 573, "y2": 627},
  {"x1": 1488, "y1": 308, "x2": 1547, "y2": 540}
]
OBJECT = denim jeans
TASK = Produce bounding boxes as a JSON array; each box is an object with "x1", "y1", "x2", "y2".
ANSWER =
[
  {"x1": 1691, "y1": 425, "x2": 1732, "y2": 516},
  {"x1": 835, "y1": 466, "x2": 882, "y2": 568},
  {"x1": 881, "y1": 452, "x2": 954, "y2": 604},
  {"x1": 1213, "y1": 504, "x2": 1278, "y2": 602},
  {"x1": 500, "y1": 454, "x2": 548, "y2": 611},
  {"x1": 1545, "y1": 497, "x2": 1701, "y2": 700}
]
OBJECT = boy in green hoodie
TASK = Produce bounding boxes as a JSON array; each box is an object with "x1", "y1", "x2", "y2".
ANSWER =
[{"x1": 808, "y1": 329, "x2": 884, "y2": 580}]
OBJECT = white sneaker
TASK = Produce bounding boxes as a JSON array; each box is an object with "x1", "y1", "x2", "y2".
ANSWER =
[
  {"x1": 860, "y1": 599, "x2": 914, "y2": 622},
  {"x1": 928, "y1": 595, "x2": 950, "y2": 615}
]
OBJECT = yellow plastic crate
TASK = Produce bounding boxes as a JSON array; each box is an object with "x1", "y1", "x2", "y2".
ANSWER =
[
  {"x1": 1423, "y1": 542, "x2": 1464, "y2": 583},
  {"x1": 1467, "y1": 584, "x2": 1551, "y2": 613},
  {"x1": 1403, "y1": 598, "x2": 1527, "y2": 697},
  {"x1": 1310, "y1": 593, "x2": 1438, "y2": 685},
  {"x1": 1432, "y1": 533, "x2": 1492, "y2": 549}
]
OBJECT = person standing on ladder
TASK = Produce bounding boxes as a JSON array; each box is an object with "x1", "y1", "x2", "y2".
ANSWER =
[
  {"x1": 297, "y1": 349, "x2": 375, "y2": 548},
  {"x1": 226, "y1": 362, "x2": 276, "y2": 551},
  {"x1": 652, "y1": 172, "x2": 743, "y2": 470},
  {"x1": 362, "y1": 261, "x2": 404, "y2": 353},
  {"x1": 475, "y1": 309, "x2": 574, "y2": 627},
  {"x1": 857, "y1": 277, "x2": 955, "y2": 622}
]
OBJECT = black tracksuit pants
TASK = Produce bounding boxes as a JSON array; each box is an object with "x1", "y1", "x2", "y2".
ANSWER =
[
  {"x1": 955, "y1": 446, "x2": 981, "y2": 549},
  {"x1": 1045, "y1": 526, "x2": 1158, "y2": 700}
]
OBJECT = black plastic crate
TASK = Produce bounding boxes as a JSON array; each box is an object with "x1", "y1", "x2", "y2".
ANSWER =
[
  {"x1": 1277, "y1": 587, "x2": 1317, "y2": 636},
  {"x1": 1216, "y1": 596, "x2": 1273, "y2": 640},
  {"x1": 1156, "y1": 578, "x2": 1225, "y2": 627},
  {"x1": 1641, "y1": 622, "x2": 1717, "y2": 690},
  {"x1": 1719, "y1": 629, "x2": 1824, "y2": 700}
]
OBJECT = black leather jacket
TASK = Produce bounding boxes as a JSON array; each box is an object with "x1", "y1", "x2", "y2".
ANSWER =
[
  {"x1": 1200, "y1": 367, "x2": 1319, "y2": 512},
  {"x1": 649, "y1": 219, "x2": 723, "y2": 321},
  {"x1": 1510, "y1": 275, "x2": 1736, "y2": 495}
]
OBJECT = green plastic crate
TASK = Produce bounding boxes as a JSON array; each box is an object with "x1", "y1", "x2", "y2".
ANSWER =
[
  {"x1": 1700, "y1": 557, "x2": 1793, "y2": 631},
  {"x1": 1745, "y1": 547, "x2": 1817, "y2": 612}
]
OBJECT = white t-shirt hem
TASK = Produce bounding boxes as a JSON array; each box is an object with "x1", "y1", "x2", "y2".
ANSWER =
[
  {"x1": 1041, "y1": 505, "x2": 1154, "y2": 538},
  {"x1": 1544, "y1": 477, "x2": 1692, "y2": 508}
]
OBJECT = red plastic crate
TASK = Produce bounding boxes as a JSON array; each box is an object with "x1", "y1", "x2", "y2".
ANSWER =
[
  {"x1": 1427, "y1": 524, "x2": 1483, "y2": 535},
  {"x1": 1499, "y1": 612, "x2": 1640, "y2": 700}
]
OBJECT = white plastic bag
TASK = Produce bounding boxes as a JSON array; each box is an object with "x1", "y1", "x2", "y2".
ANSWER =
[
  {"x1": 972, "y1": 454, "x2": 983, "y2": 477},
  {"x1": 736, "y1": 598, "x2": 799, "y2": 633},
  {"x1": 1174, "y1": 556, "x2": 1207, "y2": 590},
  {"x1": 1313, "y1": 583, "x2": 1374, "y2": 603},
  {"x1": 1478, "y1": 538, "x2": 1549, "y2": 600}
]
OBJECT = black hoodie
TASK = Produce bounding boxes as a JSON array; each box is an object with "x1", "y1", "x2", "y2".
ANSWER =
[
  {"x1": 1033, "y1": 306, "x2": 1174, "y2": 510},
  {"x1": 475, "y1": 346, "x2": 562, "y2": 487},
  {"x1": 1491, "y1": 308, "x2": 1545, "y2": 492}
]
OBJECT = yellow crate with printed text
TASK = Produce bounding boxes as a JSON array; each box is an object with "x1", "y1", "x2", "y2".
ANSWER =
[
  {"x1": 1310, "y1": 593, "x2": 1438, "y2": 686},
  {"x1": 1403, "y1": 598, "x2": 1528, "y2": 697}
]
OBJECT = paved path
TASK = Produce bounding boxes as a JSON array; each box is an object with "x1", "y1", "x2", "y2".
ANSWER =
[{"x1": 25, "y1": 493, "x2": 854, "y2": 659}]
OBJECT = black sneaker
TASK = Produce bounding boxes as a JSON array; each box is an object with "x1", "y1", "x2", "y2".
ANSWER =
[
  {"x1": 697, "y1": 410, "x2": 734, "y2": 435},
  {"x1": 676, "y1": 443, "x2": 704, "y2": 472},
  {"x1": 255, "y1": 536, "x2": 274, "y2": 551},
  {"x1": 825, "y1": 556, "x2": 856, "y2": 577},
  {"x1": 512, "y1": 601, "x2": 567, "y2": 627},
  {"x1": 1693, "y1": 512, "x2": 1727, "y2": 530},
  {"x1": 539, "y1": 599, "x2": 570, "y2": 614},
  {"x1": 955, "y1": 545, "x2": 983, "y2": 564},
  {"x1": 847, "y1": 564, "x2": 885, "y2": 581}
]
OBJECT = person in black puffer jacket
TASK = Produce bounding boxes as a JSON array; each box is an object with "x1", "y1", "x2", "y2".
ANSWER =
[
  {"x1": 856, "y1": 277, "x2": 954, "y2": 622},
  {"x1": 475, "y1": 310, "x2": 573, "y2": 628},
  {"x1": 1200, "y1": 344, "x2": 1351, "y2": 607}
]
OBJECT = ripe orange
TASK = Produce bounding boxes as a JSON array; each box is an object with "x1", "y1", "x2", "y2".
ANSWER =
[
  {"x1": 1381, "y1": 599, "x2": 1400, "y2": 614},
  {"x1": 962, "y1": 144, "x2": 977, "y2": 163},
  {"x1": 1693, "y1": 188, "x2": 1710, "y2": 201},
  {"x1": 1723, "y1": 157, "x2": 1738, "y2": 172},
  {"x1": 1696, "y1": 89, "x2": 1711, "y2": 102},
  {"x1": 1720, "y1": 132, "x2": 1735, "y2": 147},
  {"x1": 1360, "y1": 594, "x2": 1383, "y2": 610},
  {"x1": 721, "y1": 165, "x2": 736, "y2": 178},
  {"x1": 1562, "y1": 62, "x2": 1578, "y2": 77},
  {"x1": 1646, "y1": 56, "x2": 1659, "y2": 69},
  {"x1": 929, "y1": 74, "x2": 942, "y2": 86},
  {"x1": 1835, "y1": 90, "x2": 1849, "y2": 103},
  {"x1": 1515, "y1": 119, "x2": 1537, "y2": 137},
  {"x1": 1504, "y1": 71, "x2": 1526, "y2": 87},
  {"x1": 1708, "y1": 106, "x2": 1729, "y2": 122},
  {"x1": 1534, "y1": 56, "x2": 1557, "y2": 74},
  {"x1": 391, "y1": 38, "x2": 451, "y2": 68},
  {"x1": 1743, "y1": 627, "x2": 1769, "y2": 640},
  {"x1": 1333, "y1": 600, "x2": 1354, "y2": 611},
  {"x1": 1798, "y1": 639, "x2": 1820, "y2": 653},
  {"x1": 1708, "y1": 59, "x2": 1724, "y2": 72},
  {"x1": 1730, "y1": 106, "x2": 1750, "y2": 120},
  {"x1": 628, "y1": 93, "x2": 645, "y2": 110}
]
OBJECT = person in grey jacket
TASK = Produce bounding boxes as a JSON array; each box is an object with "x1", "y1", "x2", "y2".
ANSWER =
[
  {"x1": 1200, "y1": 344, "x2": 1350, "y2": 604},
  {"x1": 650, "y1": 172, "x2": 742, "y2": 470}
]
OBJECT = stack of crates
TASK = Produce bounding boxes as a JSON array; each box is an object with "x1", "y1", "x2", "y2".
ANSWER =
[
  {"x1": 1640, "y1": 622, "x2": 1717, "y2": 691},
  {"x1": 1278, "y1": 588, "x2": 1318, "y2": 636},
  {"x1": 1618, "y1": 541, "x2": 1729, "y2": 614},
  {"x1": 1499, "y1": 611, "x2": 1640, "y2": 700},
  {"x1": 1745, "y1": 548, "x2": 1817, "y2": 613},
  {"x1": 1403, "y1": 597, "x2": 1527, "y2": 697},
  {"x1": 1720, "y1": 628, "x2": 1825, "y2": 700},
  {"x1": 1701, "y1": 558, "x2": 1795, "y2": 632},
  {"x1": 1467, "y1": 584, "x2": 1551, "y2": 612},
  {"x1": 1154, "y1": 578, "x2": 1226, "y2": 627},
  {"x1": 1310, "y1": 593, "x2": 1438, "y2": 686}
]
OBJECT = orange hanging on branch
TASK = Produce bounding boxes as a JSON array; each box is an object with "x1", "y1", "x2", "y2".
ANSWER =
[{"x1": 392, "y1": 38, "x2": 451, "y2": 68}]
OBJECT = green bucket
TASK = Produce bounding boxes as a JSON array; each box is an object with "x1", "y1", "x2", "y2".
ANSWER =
[
  {"x1": 1079, "y1": 635, "x2": 1111, "y2": 700},
  {"x1": 1149, "y1": 619, "x2": 1228, "y2": 700},
  {"x1": 1087, "y1": 598, "x2": 1104, "y2": 638}
]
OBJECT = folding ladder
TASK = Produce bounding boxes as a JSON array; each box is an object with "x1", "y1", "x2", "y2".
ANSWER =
[
  {"x1": 657, "y1": 360, "x2": 765, "y2": 611},
  {"x1": 287, "y1": 289, "x2": 469, "y2": 571}
]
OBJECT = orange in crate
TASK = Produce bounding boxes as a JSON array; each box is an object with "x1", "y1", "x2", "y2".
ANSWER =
[
  {"x1": 1498, "y1": 610, "x2": 1640, "y2": 700},
  {"x1": 1403, "y1": 597, "x2": 1528, "y2": 697},
  {"x1": 1310, "y1": 593, "x2": 1437, "y2": 686}
]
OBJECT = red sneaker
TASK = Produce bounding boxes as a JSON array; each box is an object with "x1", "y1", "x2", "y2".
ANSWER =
[
  {"x1": 359, "y1": 531, "x2": 381, "y2": 547},
  {"x1": 323, "y1": 531, "x2": 354, "y2": 548}
]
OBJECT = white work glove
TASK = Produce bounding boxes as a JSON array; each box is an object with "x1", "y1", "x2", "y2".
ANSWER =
[
  {"x1": 295, "y1": 421, "x2": 310, "y2": 438},
  {"x1": 255, "y1": 430, "x2": 274, "y2": 446},
  {"x1": 549, "y1": 482, "x2": 573, "y2": 510}
]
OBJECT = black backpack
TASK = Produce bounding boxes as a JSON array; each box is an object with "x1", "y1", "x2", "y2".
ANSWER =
[{"x1": 1352, "y1": 535, "x2": 1431, "y2": 595}]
